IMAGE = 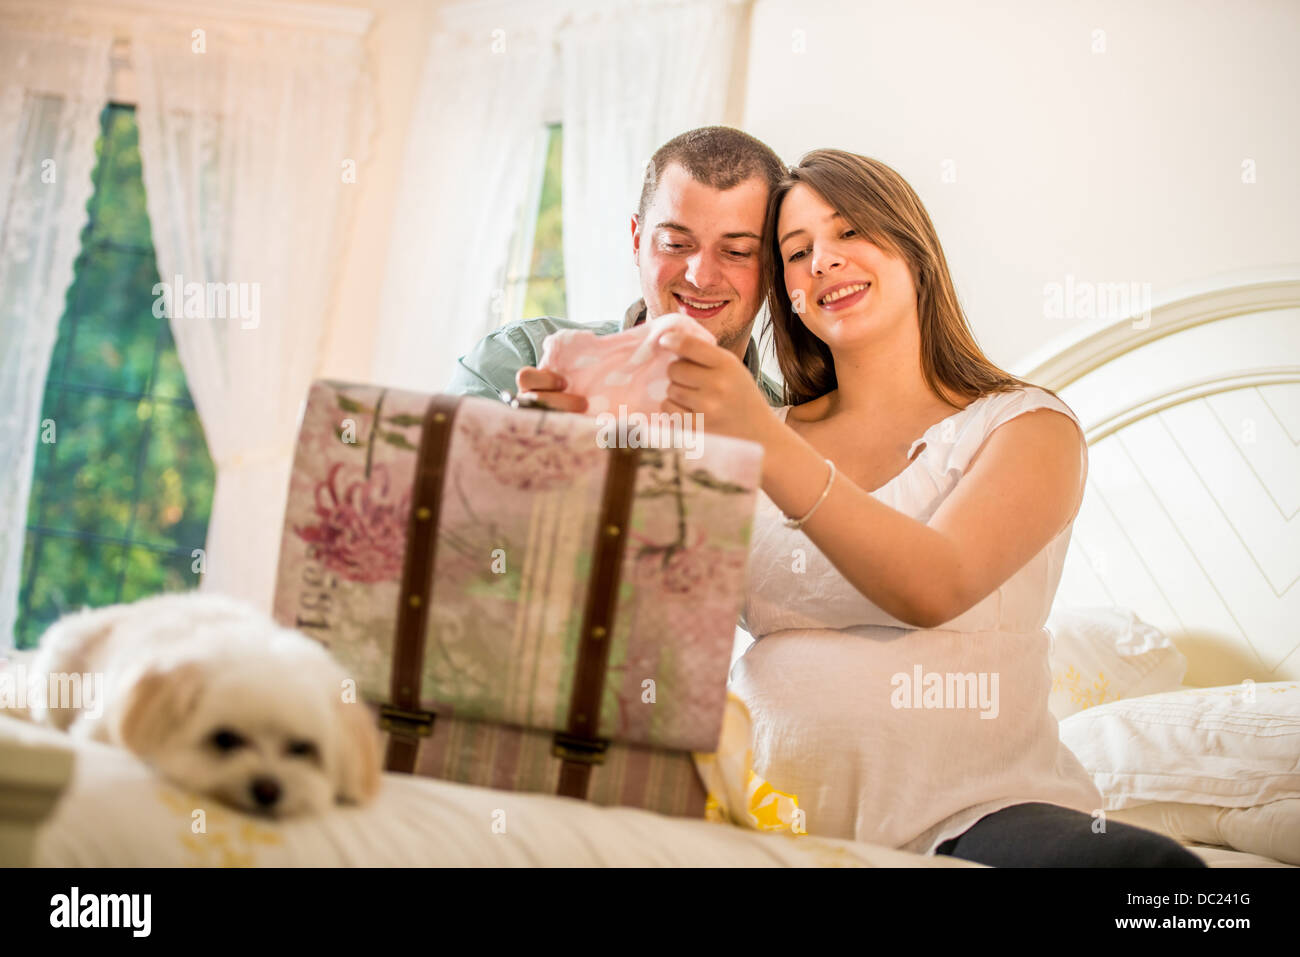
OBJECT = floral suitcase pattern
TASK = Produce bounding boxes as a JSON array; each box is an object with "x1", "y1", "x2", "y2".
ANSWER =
[{"x1": 272, "y1": 380, "x2": 763, "y2": 818}]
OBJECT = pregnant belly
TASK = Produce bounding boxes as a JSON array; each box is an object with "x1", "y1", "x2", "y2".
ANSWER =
[{"x1": 728, "y1": 627, "x2": 1057, "y2": 844}]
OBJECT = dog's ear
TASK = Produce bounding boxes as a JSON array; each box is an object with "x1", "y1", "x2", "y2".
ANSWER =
[
  {"x1": 334, "y1": 695, "x2": 383, "y2": 805},
  {"x1": 115, "y1": 658, "x2": 209, "y2": 758}
]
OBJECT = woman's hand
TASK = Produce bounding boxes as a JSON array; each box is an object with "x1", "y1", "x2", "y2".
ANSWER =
[{"x1": 657, "y1": 332, "x2": 775, "y2": 447}]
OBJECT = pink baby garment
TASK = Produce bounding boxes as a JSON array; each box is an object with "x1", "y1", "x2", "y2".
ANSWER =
[{"x1": 538, "y1": 312, "x2": 716, "y2": 417}]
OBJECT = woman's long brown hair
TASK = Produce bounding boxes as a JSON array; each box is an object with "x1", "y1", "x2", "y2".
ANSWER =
[{"x1": 762, "y1": 149, "x2": 1055, "y2": 409}]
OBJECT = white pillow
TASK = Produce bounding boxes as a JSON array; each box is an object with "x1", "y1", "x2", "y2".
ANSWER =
[
  {"x1": 1059, "y1": 681, "x2": 1300, "y2": 810},
  {"x1": 1107, "y1": 800, "x2": 1300, "y2": 866},
  {"x1": 1045, "y1": 606, "x2": 1186, "y2": 720}
]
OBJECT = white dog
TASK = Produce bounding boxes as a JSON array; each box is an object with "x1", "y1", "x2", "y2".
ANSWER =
[{"x1": 27, "y1": 590, "x2": 382, "y2": 817}]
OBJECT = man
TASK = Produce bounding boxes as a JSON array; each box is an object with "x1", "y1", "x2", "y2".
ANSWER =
[{"x1": 444, "y1": 126, "x2": 786, "y2": 409}]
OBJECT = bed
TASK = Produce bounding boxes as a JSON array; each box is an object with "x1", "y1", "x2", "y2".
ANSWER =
[
  {"x1": 2, "y1": 270, "x2": 1297, "y2": 867},
  {"x1": 1015, "y1": 267, "x2": 1300, "y2": 867}
]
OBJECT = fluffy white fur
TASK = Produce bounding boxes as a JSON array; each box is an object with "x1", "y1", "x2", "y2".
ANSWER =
[{"x1": 27, "y1": 591, "x2": 382, "y2": 817}]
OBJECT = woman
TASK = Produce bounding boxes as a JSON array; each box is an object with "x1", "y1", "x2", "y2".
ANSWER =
[{"x1": 658, "y1": 149, "x2": 1202, "y2": 867}]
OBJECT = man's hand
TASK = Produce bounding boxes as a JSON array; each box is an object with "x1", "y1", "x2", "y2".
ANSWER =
[{"x1": 514, "y1": 366, "x2": 589, "y2": 414}]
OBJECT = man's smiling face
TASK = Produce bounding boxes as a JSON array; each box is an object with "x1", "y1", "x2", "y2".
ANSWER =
[{"x1": 631, "y1": 162, "x2": 769, "y2": 356}]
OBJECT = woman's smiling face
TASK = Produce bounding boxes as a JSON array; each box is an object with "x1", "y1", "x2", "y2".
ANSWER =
[{"x1": 776, "y1": 183, "x2": 917, "y2": 348}]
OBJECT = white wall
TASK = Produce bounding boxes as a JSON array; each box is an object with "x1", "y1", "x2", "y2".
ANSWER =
[{"x1": 740, "y1": 0, "x2": 1300, "y2": 369}]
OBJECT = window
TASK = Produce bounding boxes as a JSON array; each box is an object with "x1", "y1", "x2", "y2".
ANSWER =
[
  {"x1": 501, "y1": 122, "x2": 566, "y2": 325},
  {"x1": 14, "y1": 104, "x2": 215, "y2": 650}
]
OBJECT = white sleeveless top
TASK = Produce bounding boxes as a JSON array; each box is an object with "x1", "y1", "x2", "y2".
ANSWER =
[{"x1": 730, "y1": 386, "x2": 1104, "y2": 855}]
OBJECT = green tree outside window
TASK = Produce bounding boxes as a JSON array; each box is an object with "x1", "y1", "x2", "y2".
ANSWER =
[
  {"x1": 15, "y1": 104, "x2": 215, "y2": 649},
  {"x1": 503, "y1": 123, "x2": 566, "y2": 324}
]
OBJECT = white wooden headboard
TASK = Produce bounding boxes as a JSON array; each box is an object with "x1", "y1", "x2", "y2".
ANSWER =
[{"x1": 1017, "y1": 268, "x2": 1300, "y2": 686}]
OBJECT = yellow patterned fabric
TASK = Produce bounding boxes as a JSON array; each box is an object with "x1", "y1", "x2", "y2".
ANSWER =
[
  {"x1": 1044, "y1": 607, "x2": 1187, "y2": 720},
  {"x1": 693, "y1": 692, "x2": 806, "y2": 835},
  {"x1": 1051, "y1": 665, "x2": 1120, "y2": 711},
  {"x1": 160, "y1": 789, "x2": 282, "y2": 867}
]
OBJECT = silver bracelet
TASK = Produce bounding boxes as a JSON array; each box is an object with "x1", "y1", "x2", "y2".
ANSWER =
[{"x1": 782, "y1": 459, "x2": 836, "y2": 529}]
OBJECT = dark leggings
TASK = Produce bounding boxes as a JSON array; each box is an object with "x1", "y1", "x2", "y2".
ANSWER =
[{"x1": 935, "y1": 802, "x2": 1207, "y2": 867}]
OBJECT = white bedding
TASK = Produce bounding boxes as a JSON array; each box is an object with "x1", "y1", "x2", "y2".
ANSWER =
[
  {"x1": 0, "y1": 714, "x2": 978, "y2": 868},
  {"x1": 1179, "y1": 845, "x2": 1295, "y2": 868},
  {"x1": 1109, "y1": 801, "x2": 1300, "y2": 867},
  {"x1": 4, "y1": 713, "x2": 1291, "y2": 867}
]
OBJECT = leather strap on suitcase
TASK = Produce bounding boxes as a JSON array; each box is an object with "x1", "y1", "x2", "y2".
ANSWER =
[
  {"x1": 381, "y1": 392, "x2": 462, "y2": 772},
  {"x1": 382, "y1": 394, "x2": 641, "y2": 802},
  {"x1": 554, "y1": 443, "x2": 639, "y2": 798}
]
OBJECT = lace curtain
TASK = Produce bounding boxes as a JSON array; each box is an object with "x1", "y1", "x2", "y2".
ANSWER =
[
  {"x1": 372, "y1": 0, "x2": 752, "y2": 395},
  {"x1": 558, "y1": 0, "x2": 752, "y2": 326},
  {"x1": 131, "y1": 17, "x2": 374, "y2": 615},
  {"x1": 371, "y1": 13, "x2": 555, "y2": 393},
  {"x1": 0, "y1": 15, "x2": 111, "y2": 649}
]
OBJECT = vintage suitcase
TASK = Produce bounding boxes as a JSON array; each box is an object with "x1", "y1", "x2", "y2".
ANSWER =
[{"x1": 271, "y1": 380, "x2": 763, "y2": 818}]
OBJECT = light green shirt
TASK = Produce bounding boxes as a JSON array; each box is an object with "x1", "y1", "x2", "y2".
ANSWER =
[{"x1": 444, "y1": 299, "x2": 785, "y2": 407}]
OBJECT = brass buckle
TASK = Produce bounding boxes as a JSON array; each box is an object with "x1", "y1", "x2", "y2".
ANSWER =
[
  {"x1": 552, "y1": 732, "x2": 609, "y2": 765},
  {"x1": 378, "y1": 704, "x2": 436, "y2": 738}
]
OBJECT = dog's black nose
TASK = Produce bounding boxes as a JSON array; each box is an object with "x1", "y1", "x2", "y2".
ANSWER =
[{"x1": 250, "y1": 776, "x2": 281, "y2": 807}]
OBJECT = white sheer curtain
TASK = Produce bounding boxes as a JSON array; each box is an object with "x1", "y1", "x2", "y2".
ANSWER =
[
  {"x1": 0, "y1": 13, "x2": 111, "y2": 649},
  {"x1": 131, "y1": 16, "x2": 373, "y2": 615},
  {"x1": 371, "y1": 10, "x2": 555, "y2": 392},
  {"x1": 558, "y1": 0, "x2": 752, "y2": 326}
]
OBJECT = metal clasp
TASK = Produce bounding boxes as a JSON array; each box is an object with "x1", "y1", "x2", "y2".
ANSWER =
[
  {"x1": 378, "y1": 704, "x2": 436, "y2": 738},
  {"x1": 552, "y1": 732, "x2": 610, "y2": 765}
]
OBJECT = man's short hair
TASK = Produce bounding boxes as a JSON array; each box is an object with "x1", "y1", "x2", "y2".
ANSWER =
[{"x1": 637, "y1": 126, "x2": 786, "y2": 222}]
